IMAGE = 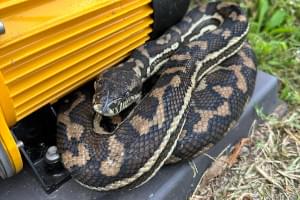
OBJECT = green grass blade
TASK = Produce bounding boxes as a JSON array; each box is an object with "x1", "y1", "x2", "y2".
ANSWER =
[
  {"x1": 265, "y1": 9, "x2": 287, "y2": 31},
  {"x1": 257, "y1": 0, "x2": 269, "y2": 32}
]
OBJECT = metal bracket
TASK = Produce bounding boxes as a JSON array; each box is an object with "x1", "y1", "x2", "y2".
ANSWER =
[
  {"x1": 9, "y1": 104, "x2": 71, "y2": 194},
  {"x1": 18, "y1": 141, "x2": 70, "y2": 194}
]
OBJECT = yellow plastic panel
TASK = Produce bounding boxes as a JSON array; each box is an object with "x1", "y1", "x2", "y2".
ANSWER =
[
  {"x1": 0, "y1": 0, "x2": 153, "y2": 174},
  {"x1": 0, "y1": 107, "x2": 22, "y2": 173},
  {"x1": 0, "y1": 0, "x2": 153, "y2": 126}
]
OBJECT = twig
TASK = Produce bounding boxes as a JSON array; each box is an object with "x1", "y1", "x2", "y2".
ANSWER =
[
  {"x1": 277, "y1": 170, "x2": 300, "y2": 180},
  {"x1": 284, "y1": 128, "x2": 300, "y2": 144},
  {"x1": 254, "y1": 165, "x2": 282, "y2": 189}
]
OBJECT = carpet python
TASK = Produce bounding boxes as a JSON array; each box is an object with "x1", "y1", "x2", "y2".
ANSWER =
[{"x1": 57, "y1": 2, "x2": 257, "y2": 191}]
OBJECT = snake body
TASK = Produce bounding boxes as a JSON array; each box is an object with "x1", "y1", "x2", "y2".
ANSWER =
[
  {"x1": 93, "y1": 3, "x2": 226, "y2": 116},
  {"x1": 57, "y1": 2, "x2": 256, "y2": 191}
]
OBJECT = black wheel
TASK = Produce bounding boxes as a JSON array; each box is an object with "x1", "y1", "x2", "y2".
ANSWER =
[
  {"x1": 151, "y1": 0, "x2": 191, "y2": 39},
  {"x1": 0, "y1": 142, "x2": 15, "y2": 179}
]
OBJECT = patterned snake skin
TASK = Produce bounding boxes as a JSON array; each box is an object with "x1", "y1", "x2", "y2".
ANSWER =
[
  {"x1": 56, "y1": 2, "x2": 257, "y2": 191},
  {"x1": 93, "y1": 3, "x2": 227, "y2": 116}
]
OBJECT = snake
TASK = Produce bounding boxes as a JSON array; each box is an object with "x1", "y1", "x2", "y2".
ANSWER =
[
  {"x1": 93, "y1": 2, "x2": 227, "y2": 116},
  {"x1": 56, "y1": 2, "x2": 257, "y2": 191}
]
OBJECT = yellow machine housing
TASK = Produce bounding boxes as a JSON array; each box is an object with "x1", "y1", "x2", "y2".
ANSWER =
[{"x1": 0, "y1": 0, "x2": 153, "y2": 176}]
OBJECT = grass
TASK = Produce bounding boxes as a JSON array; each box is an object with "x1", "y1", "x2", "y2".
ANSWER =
[
  {"x1": 192, "y1": 0, "x2": 300, "y2": 105},
  {"x1": 191, "y1": 108, "x2": 300, "y2": 199},
  {"x1": 239, "y1": 0, "x2": 300, "y2": 105},
  {"x1": 189, "y1": 0, "x2": 300, "y2": 199}
]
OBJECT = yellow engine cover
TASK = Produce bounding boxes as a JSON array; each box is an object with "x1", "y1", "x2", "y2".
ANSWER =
[{"x1": 0, "y1": 0, "x2": 153, "y2": 175}]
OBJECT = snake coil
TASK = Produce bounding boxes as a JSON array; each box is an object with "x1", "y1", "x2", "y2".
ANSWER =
[{"x1": 57, "y1": 2, "x2": 257, "y2": 191}]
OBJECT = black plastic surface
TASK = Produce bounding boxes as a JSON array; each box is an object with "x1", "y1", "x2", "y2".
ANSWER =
[
  {"x1": 0, "y1": 71, "x2": 279, "y2": 200},
  {"x1": 151, "y1": 0, "x2": 191, "y2": 39}
]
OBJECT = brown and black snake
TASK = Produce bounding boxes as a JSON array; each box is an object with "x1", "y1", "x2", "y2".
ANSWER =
[{"x1": 56, "y1": 2, "x2": 257, "y2": 191}]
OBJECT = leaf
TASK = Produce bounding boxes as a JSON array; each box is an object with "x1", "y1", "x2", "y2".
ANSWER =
[
  {"x1": 269, "y1": 40, "x2": 288, "y2": 51},
  {"x1": 270, "y1": 27, "x2": 298, "y2": 35},
  {"x1": 228, "y1": 138, "x2": 251, "y2": 167},
  {"x1": 257, "y1": 0, "x2": 269, "y2": 32},
  {"x1": 199, "y1": 155, "x2": 228, "y2": 188},
  {"x1": 265, "y1": 9, "x2": 287, "y2": 31},
  {"x1": 268, "y1": 60, "x2": 281, "y2": 66}
]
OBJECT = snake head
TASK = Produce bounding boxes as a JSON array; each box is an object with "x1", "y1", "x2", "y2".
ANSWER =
[{"x1": 93, "y1": 69, "x2": 142, "y2": 116}]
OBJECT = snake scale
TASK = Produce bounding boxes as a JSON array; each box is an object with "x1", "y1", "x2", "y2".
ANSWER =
[{"x1": 56, "y1": 2, "x2": 257, "y2": 191}]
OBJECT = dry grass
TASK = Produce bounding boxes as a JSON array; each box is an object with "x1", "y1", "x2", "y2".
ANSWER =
[{"x1": 190, "y1": 107, "x2": 300, "y2": 200}]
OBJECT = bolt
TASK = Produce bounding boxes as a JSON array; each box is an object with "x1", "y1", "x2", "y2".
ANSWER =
[
  {"x1": 45, "y1": 146, "x2": 60, "y2": 162},
  {"x1": 16, "y1": 141, "x2": 24, "y2": 148},
  {"x1": 0, "y1": 22, "x2": 5, "y2": 35}
]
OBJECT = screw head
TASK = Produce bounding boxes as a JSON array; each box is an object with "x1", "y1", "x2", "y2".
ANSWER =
[
  {"x1": 45, "y1": 146, "x2": 60, "y2": 162},
  {"x1": 0, "y1": 22, "x2": 5, "y2": 35}
]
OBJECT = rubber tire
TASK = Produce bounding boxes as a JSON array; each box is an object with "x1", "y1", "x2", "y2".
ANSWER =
[
  {"x1": 151, "y1": 0, "x2": 191, "y2": 39},
  {"x1": 0, "y1": 142, "x2": 15, "y2": 179}
]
